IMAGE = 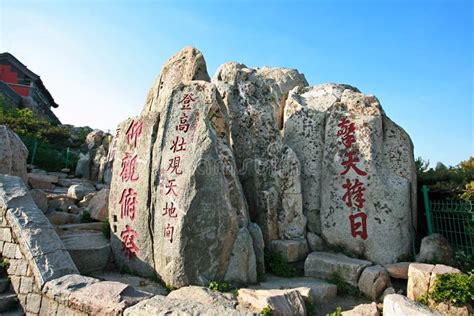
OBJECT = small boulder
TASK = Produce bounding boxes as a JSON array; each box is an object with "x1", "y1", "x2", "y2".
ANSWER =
[
  {"x1": 383, "y1": 294, "x2": 442, "y2": 316},
  {"x1": 75, "y1": 153, "x2": 91, "y2": 179},
  {"x1": 27, "y1": 173, "x2": 58, "y2": 190},
  {"x1": 88, "y1": 188, "x2": 109, "y2": 221},
  {"x1": 357, "y1": 265, "x2": 391, "y2": 301},
  {"x1": 29, "y1": 189, "x2": 48, "y2": 213},
  {"x1": 416, "y1": 234, "x2": 454, "y2": 266},
  {"x1": 342, "y1": 302, "x2": 380, "y2": 316},
  {"x1": 47, "y1": 211, "x2": 80, "y2": 225},
  {"x1": 238, "y1": 288, "x2": 306, "y2": 316},
  {"x1": 384, "y1": 262, "x2": 410, "y2": 279},
  {"x1": 67, "y1": 183, "x2": 96, "y2": 201},
  {"x1": 307, "y1": 232, "x2": 325, "y2": 252},
  {"x1": 78, "y1": 192, "x2": 96, "y2": 207},
  {"x1": 47, "y1": 195, "x2": 75, "y2": 213},
  {"x1": 270, "y1": 239, "x2": 309, "y2": 263}
]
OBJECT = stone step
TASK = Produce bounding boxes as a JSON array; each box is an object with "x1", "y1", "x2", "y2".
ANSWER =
[
  {"x1": 0, "y1": 277, "x2": 10, "y2": 293},
  {"x1": 0, "y1": 292, "x2": 19, "y2": 313},
  {"x1": 60, "y1": 231, "x2": 111, "y2": 275},
  {"x1": 304, "y1": 252, "x2": 372, "y2": 287},
  {"x1": 254, "y1": 275, "x2": 337, "y2": 304}
]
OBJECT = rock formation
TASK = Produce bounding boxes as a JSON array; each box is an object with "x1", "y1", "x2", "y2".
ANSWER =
[
  {"x1": 212, "y1": 63, "x2": 309, "y2": 260},
  {"x1": 283, "y1": 84, "x2": 416, "y2": 264},
  {"x1": 109, "y1": 47, "x2": 260, "y2": 287},
  {"x1": 0, "y1": 125, "x2": 28, "y2": 184}
]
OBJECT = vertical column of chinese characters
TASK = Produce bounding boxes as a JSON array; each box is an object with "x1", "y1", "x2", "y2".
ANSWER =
[
  {"x1": 119, "y1": 120, "x2": 143, "y2": 259},
  {"x1": 337, "y1": 117, "x2": 369, "y2": 240},
  {"x1": 160, "y1": 93, "x2": 196, "y2": 243}
]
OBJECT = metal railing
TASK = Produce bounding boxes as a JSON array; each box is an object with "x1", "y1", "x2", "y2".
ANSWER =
[{"x1": 423, "y1": 185, "x2": 474, "y2": 255}]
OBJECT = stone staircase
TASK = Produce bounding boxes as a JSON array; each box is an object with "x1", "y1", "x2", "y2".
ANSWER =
[{"x1": 0, "y1": 257, "x2": 23, "y2": 315}]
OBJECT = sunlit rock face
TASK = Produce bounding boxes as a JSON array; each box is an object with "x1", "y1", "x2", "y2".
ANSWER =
[
  {"x1": 283, "y1": 84, "x2": 416, "y2": 264},
  {"x1": 109, "y1": 47, "x2": 258, "y2": 287}
]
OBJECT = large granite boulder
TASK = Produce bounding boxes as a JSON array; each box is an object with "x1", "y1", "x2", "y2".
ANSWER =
[
  {"x1": 109, "y1": 47, "x2": 258, "y2": 287},
  {"x1": 212, "y1": 63, "x2": 308, "y2": 253},
  {"x1": 0, "y1": 126, "x2": 28, "y2": 184},
  {"x1": 283, "y1": 84, "x2": 417, "y2": 264}
]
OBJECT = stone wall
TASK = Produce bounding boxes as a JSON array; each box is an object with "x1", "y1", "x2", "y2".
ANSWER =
[{"x1": 0, "y1": 174, "x2": 157, "y2": 315}]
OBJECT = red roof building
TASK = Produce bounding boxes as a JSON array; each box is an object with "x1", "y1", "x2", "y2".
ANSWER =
[{"x1": 0, "y1": 52, "x2": 60, "y2": 124}]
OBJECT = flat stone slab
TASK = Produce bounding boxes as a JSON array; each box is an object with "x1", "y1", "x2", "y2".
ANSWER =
[
  {"x1": 255, "y1": 275, "x2": 337, "y2": 304},
  {"x1": 384, "y1": 262, "x2": 410, "y2": 279},
  {"x1": 91, "y1": 272, "x2": 167, "y2": 296},
  {"x1": 60, "y1": 231, "x2": 111, "y2": 275},
  {"x1": 124, "y1": 295, "x2": 247, "y2": 316},
  {"x1": 305, "y1": 252, "x2": 371, "y2": 287},
  {"x1": 270, "y1": 239, "x2": 309, "y2": 263}
]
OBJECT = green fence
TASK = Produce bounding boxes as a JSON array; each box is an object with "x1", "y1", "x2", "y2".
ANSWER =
[
  {"x1": 423, "y1": 185, "x2": 474, "y2": 255},
  {"x1": 20, "y1": 136, "x2": 82, "y2": 172}
]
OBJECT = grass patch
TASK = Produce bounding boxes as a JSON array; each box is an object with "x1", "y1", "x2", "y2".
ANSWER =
[
  {"x1": 327, "y1": 272, "x2": 364, "y2": 298},
  {"x1": 264, "y1": 251, "x2": 297, "y2": 278}
]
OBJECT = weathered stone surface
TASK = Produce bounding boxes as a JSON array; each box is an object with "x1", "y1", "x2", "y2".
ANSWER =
[
  {"x1": 431, "y1": 301, "x2": 471, "y2": 316},
  {"x1": 47, "y1": 194, "x2": 75, "y2": 213},
  {"x1": 46, "y1": 211, "x2": 80, "y2": 225},
  {"x1": 270, "y1": 239, "x2": 309, "y2": 262},
  {"x1": 357, "y1": 265, "x2": 391, "y2": 300},
  {"x1": 91, "y1": 272, "x2": 168, "y2": 296},
  {"x1": 0, "y1": 125, "x2": 28, "y2": 184},
  {"x1": 142, "y1": 46, "x2": 210, "y2": 114},
  {"x1": 428, "y1": 264, "x2": 461, "y2": 293},
  {"x1": 87, "y1": 188, "x2": 109, "y2": 221},
  {"x1": 68, "y1": 281, "x2": 152, "y2": 314},
  {"x1": 342, "y1": 302, "x2": 380, "y2": 316},
  {"x1": 304, "y1": 252, "x2": 371, "y2": 287},
  {"x1": 60, "y1": 231, "x2": 111, "y2": 274},
  {"x1": 124, "y1": 295, "x2": 246, "y2": 316},
  {"x1": 225, "y1": 227, "x2": 257, "y2": 284},
  {"x1": 43, "y1": 274, "x2": 100, "y2": 306},
  {"x1": 307, "y1": 232, "x2": 325, "y2": 252},
  {"x1": 67, "y1": 183, "x2": 96, "y2": 201},
  {"x1": 0, "y1": 175, "x2": 79, "y2": 287},
  {"x1": 167, "y1": 286, "x2": 237, "y2": 310},
  {"x1": 75, "y1": 153, "x2": 91, "y2": 179},
  {"x1": 28, "y1": 173, "x2": 57, "y2": 190},
  {"x1": 256, "y1": 275, "x2": 337, "y2": 304},
  {"x1": 29, "y1": 189, "x2": 48, "y2": 213},
  {"x1": 384, "y1": 262, "x2": 410, "y2": 279},
  {"x1": 407, "y1": 263, "x2": 435, "y2": 300},
  {"x1": 283, "y1": 84, "x2": 416, "y2": 264},
  {"x1": 416, "y1": 234, "x2": 455, "y2": 266},
  {"x1": 383, "y1": 294, "x2": 442, "y2": 316},
  {"x1": 110, "y1": 48, "x2": 257, "y2": 287},
  {"x1": 212, "y1": 63, "x2": 307, "y2": 245},
  {"x1": 55, "y1": 222, "x2": 103, "y2": 235},
  {"x1": 248, "y1": 222, "x2": 265, "y2": 276},
  {"x1": 238, "y1": 288, "x2": 306, "y2": 316}
]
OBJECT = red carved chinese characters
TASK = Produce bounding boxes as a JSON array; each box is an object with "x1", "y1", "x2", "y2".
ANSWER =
[
  {"x1": 167, "y1": 156, "x2": 183, "y2": 175},
  {"x1": 170, "y1": 136, "x2": 187, "y2": 153},
  {"x1": 176, "y1": 113, "x2": 190, "y2": 133},
  {"x1": 337, "y1": 117, "x2": 356, "y2": 148},
  {"x1": 162, "y1": 202, "x2": 177, "y2": 218},
  {"x1": 340, "y1": 151, "x2": 367, "y2": 176},
  {"x1": 180, "y1": 93, "x2": 195, "y2": 110},
  {"x1": 337, "y1": 117, "x2": 368, "y2": 240},
  {"x1": 121, "y1": 225, "x2": 139, "y2": 258},
  {"x1": 349, "y1": 212, "x2": 368, "y2": 240},
  {"x1": 126, "y1": 120, "x2": 143, "y2": 148},
  {"x1": 120, "y1": 152, "x2": 139, "y2": 182},
  {"x1": 342, "y1": 179, "x2": 366, "y2": 209},
  {"x1": 164, "y1": 223, "x2": 175, "y2": 243},
  {"x1": 119, "y1": 188, "x2": 138, "y2": 221}
]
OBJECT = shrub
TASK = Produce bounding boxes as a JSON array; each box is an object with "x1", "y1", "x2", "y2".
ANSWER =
[
  {"x1": 264, "y1": 251, "x2": 297, "y2": 278},
  {"x1": 208, "y1": 280, "x2": 231, "y2": 292},
  {"x1": 326, "y1": 306, "x2": 342, "y2": 316},
  {"x1": 101, "y1": 218, "x2": 111, "y2": 239},
  {"x1": 261, "y1": 306, "x2": 273, "y2": 316},
  {"x1": 429, "y1": 272, "x2": 473, "y2": 306}
]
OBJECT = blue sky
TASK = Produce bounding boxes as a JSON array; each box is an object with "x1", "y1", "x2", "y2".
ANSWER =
[{"x1": 0, "y1": 0, "x2": 472, "y2": 166}]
